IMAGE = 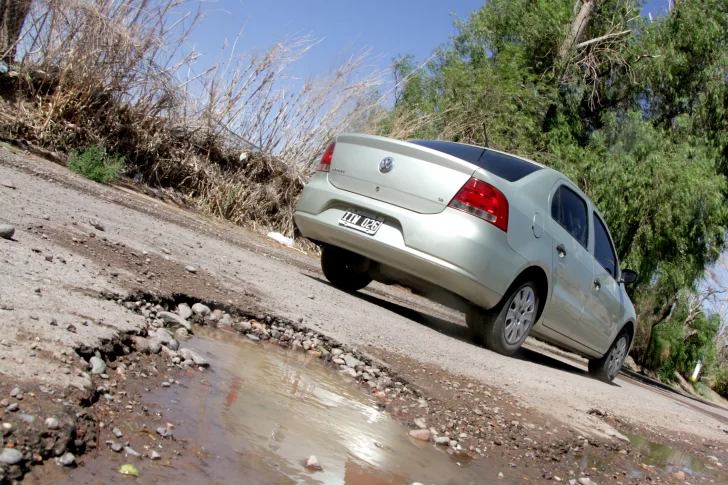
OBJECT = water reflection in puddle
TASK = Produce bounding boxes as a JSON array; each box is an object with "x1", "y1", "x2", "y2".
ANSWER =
[
  {"x1": 571, "y1": 431, "x2": 728, "y2": 482},
  {"x1": 625, "y1": 431, "x2": 728, "y2": 479},
  {"x1": 27, "y1": 327, "x2": 539, "y2": 484}
]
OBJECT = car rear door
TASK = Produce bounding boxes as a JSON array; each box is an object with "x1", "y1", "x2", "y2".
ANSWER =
[
  {"x1": 542, "y1": 183, "x2": 594, "y2": 337},
  {"x1": 572, "y1": 212, "x2": 624, "y2": 353}
]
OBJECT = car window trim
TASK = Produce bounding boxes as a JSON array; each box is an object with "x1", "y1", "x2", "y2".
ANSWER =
[
  {"x1": 592, "y1": 212, "x2": 619, "y2": 282},
  {"x1": 550, "y1": 183, "x2": 589, "y2": 249}
]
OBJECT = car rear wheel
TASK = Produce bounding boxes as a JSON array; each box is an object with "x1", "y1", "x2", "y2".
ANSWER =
[
  {"x1": 588, "y1": 331, "x2": 630, "y2": 383},
  {"x1": 320, "y1": 246, "x2": 372, "y2": 292},
  {"x1": 468, "y1": 281, "x2": 539, "y2": 355}
]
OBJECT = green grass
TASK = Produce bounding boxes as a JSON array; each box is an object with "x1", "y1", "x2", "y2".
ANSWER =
[
  {"x1": 693, "y1": 381, "x2": 713, "y2": 401},
  {"x1": 68, "y1": 144, "x2": 125, "y2": 184}
]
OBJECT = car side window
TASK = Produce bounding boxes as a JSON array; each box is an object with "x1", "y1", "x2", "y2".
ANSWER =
[
  {"x1": 593, "y1": 213, "x2": 617, "y2": 278},
  {"x1": 551, "y1": 185, "x2": 588, "y2": 248}
]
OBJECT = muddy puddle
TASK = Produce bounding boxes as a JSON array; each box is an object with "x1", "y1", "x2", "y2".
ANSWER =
[
  {"x1": 25, "y1": 327, "x2": 541, "y2": 484},
  {"x1": 571, "y1": 430, "x2": 728, "y2": 482}
]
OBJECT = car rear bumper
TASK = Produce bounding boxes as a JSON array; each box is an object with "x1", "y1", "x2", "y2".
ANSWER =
[{"x1": 294, "y1": 174, "x2": 528, "y2": 309}]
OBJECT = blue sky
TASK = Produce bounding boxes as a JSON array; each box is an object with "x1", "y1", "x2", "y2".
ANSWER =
[{"x1": 187, "y1": 0, "x2": 671, "y2": 79}]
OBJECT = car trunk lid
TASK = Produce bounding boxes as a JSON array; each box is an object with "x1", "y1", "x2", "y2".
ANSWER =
[{"x1": 328, "y1": 134, "x2": 477, "y2": 214}]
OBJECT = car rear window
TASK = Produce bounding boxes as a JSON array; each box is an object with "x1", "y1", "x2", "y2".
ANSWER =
[{"x1": 409, "y1": 140, "x2": 542, "y2": 182}]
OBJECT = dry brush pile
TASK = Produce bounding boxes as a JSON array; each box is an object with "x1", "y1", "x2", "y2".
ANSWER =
[{"x1": 0, "y1": 0, "x2": 388, "y2": 236}]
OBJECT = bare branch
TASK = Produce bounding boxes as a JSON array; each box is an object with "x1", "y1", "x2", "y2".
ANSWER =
[{"x1": 576, "y1": 29, "x2": 632, "y2": 49}]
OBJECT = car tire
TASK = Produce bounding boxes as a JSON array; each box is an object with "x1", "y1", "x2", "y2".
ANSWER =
[
  {"x1": 588, "y1": 331, "x2": 630, "y2": 383},
  {"x1": 468, "y1": 281, "x2": 539, "y2": 355},
  {"x1": 320, "y1": 246, "x2": 372, "y2": 292}
]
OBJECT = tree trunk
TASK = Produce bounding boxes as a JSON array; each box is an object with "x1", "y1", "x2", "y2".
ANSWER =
[
  {"x1": 559, "y1": 0, "x2": 595, "y2": 64},
  {"x1": 639, "y1": 296, "x2": 678, "y2": 367},
  {"x1": 0, "y1": 0, "x2": 32, "y2": 65}
]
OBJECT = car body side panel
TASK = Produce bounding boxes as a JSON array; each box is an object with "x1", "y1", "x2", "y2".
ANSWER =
[
  {"x1": 577, "y1": 266, "x2": 624, "y2": 354},
  {"x1": 537, "y1": 180, "x2": 594, "y2": 339},
  {"x1": 574, "y1": 205, "x2": 637, "y2": 354}
]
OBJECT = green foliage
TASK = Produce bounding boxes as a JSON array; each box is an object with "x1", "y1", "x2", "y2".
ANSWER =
[
  {"x1": 68, "y1": 144, "x2": 125, "y2": 184},
  {"x1": 713, "y1": 365, "x2": 728, "y2": 397},
  {"x1": 645, "y1": 295, "x2": 720, "y2": 382},
  {"x1": 383, "y1": 0, "x2": 728, "y2": 366}
]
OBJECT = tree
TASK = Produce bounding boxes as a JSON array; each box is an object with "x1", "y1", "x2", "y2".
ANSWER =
[{"x1": 381, "y1": 0, "x2": 728, "y2": 367}]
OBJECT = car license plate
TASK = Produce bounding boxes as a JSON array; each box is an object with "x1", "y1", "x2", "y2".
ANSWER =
[{"x1": 339, "y1": 209, "x2": 384, "y2": 235}]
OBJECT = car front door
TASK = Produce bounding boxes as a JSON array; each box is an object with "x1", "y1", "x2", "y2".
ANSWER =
[
  {"x1": 542, "y1": 183, "x2": 594, "y2": 337},
  {"x1": 572, "y1": 212, "x2": 624, "y2": 353}
]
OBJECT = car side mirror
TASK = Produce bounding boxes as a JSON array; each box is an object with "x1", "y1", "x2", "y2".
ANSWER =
[{"x1": 619, "y1": 269, "x2": 638, "y2": 285}]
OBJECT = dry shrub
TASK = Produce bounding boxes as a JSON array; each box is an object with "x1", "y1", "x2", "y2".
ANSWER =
[{"x1": 0, "y1": 0, "x2": 388, "y2": 236}]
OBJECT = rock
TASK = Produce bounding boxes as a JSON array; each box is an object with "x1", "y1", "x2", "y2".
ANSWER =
[
  {"x1": 158, "y1": 312, "x2": 191, "y2": 331},
  {"x1": 177, "y1": 303, "x2": 192, "y2": 319},
  {"x1": 210, "y1": 309, "x2": 223, "y2": 322},
  {"x1": 414, "y1": 418, "x2": 427, "y2": 429},
  {"x1": 185, "y1": 265, "x2": 197, "y2": 273},
  {"x1": 179, "y1": 348, "x2": 208, "y2": 366},
  {"x1": 112, "y1": 428, "x2": 123, "y2": 439},
  {"x1": 89, "y1": 355, "x2": 106, "y2": 375},
  {"x1": 17, "y1": 414, "x2": 34, "y2": 424},
  {"x1": 59, "y1": 452, "x2": 76, "y2": 467},
  {"x1": 672, "y1": 471, "x2": 685, "y2": 480},
  {"x1": 191, "y1": 303, "x2": 211, "y2": 316},
  {"x1": 578, "y1": 478, "x2": 596, "y2": 485},
  {"x1": 331, "y1": 348, "x2": 344, "y2": 356},
  {"x1": 45, "y1": 417, "x2": 60, "y2": 430},
  {"x1": 332, "y1": 358, "x2": 345, "y2": 365},
  {"x1": 155, "y1": 328, "x2": 173, "y2": 344},
  {"x1": 408, "y1": 429, "x2": 431, "y2": 441},
  {"x1": 246, "y1": 334, "x2": 260, "y2": 341},
  {"x1": 499, "y1": 472, "x2": 504, "y2": 479},
  {"x1": 10, "y1": 387, "x2": 19, "y2": 397},
  {"x1": 88, "y1": 218, "x2": 105, "y2": 231},
  {"x1": 7, "y1": 403, "x2": 19, "y2": 412},
  {"x1": 148, "y1": 338, "x2": 162, "y2": 354},
  {"x1": 162, "y1": 247, "x2": 171, "y2": 255},
  {"x1": 174, "y1": 327, "x2": 189, "y2": 339},
  {"x1": 342, "y1": 354, "x2": 363, "y2": 368},
  {"x1": 219, "y1": 314, "x2": 232, "y2": 326},
  {"x1": 0, "y1": 225, "x2": 15, "y2": 240},
  {"x1": 149, "y1": 451, "x2": 161, "y2": 460},
  {"x1": 42, "y1": 214, "x2": 50, "y2": 220},
  {"x1": 156, "y1": 426, "x2": 171, "y2": 438},
  {"x1": 233, "y1": 320, "x2": 252, "y2": 333},
  {"x1": 1, "y1": 179, "x2": 16, "y2": 189},
  {"x1": 306, "y1": 455, "x2": 323, "y2": 471},
  {"x1": 623, "y1": 355, "x2": 638, "y2": 371},
  {"x1": 434, "y1": 436, "x2": 450, "y2": 445},
  {"x1": 110, "y1": 442, "x2": 123, "y2": 453},
  {"x1": 45, "y1": 254, "x2": 53, "y2": 262},
  {"x1": 131, "y1": 336, "x2": 150, "y2": 354},
  {"x1": 167, "y1": 339, "x2": 179, "y2": 351},
  {"x1": 124, "y1": 446, "x2": 141, "y2": 457},
  {"x1": 0, "y1": 448, "x2": 23, "y2": 465}
]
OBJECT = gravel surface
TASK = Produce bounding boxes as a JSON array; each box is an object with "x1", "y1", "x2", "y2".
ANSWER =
[{"x1": 1, "y1": 148, "x2": 727, "y2": 457}]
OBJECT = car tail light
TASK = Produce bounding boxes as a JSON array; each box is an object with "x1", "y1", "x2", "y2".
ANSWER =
[
  {"x1": 449, "y1": 178, "x2": 509, "y2": 231},
  {"x1": 317, "y1": 143, "x2": 336, "y2": 172}
]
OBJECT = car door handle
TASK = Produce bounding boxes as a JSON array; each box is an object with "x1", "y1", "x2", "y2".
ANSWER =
[
  {"x1": 593, "y1": 278, "x2": 601, "y2": 291},
  {"x1": 556, "y1": 244, "x2": 567, "y2": 257}
]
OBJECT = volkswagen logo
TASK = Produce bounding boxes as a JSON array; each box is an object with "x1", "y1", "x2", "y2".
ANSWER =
[{"x1": 378, "y1": 157, "x2": 394, "y2": 173}]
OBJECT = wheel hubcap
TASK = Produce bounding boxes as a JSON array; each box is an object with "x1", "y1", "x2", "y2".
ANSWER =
[
  {"x1": 504, "y1": 286, "x2": 536, "y2": 345},
  {"x1": 607, "y1": 336, "x2": 628, "y2": 379}
]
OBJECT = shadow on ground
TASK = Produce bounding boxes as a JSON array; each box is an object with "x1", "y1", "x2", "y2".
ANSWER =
[{"x1": 303, "y1": 273, "x2": 614, "y2": 384}]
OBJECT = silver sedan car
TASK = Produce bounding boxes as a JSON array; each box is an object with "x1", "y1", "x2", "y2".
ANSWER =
[{"x1": 294, "y1": 134, "x2": 639, "y2": 382}]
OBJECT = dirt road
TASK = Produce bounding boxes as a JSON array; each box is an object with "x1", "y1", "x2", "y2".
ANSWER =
[{"x1": 2, "y1": 147, "x2": 728, "y2": 482}]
